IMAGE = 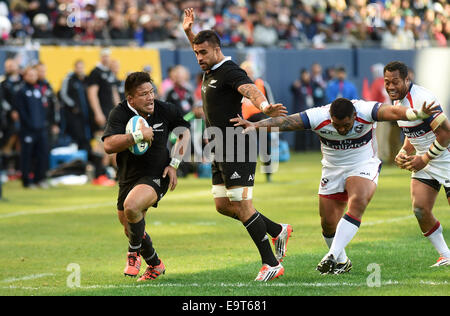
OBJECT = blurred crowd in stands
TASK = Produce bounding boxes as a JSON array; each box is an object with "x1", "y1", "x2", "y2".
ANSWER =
[{"x1": 0, "y1": 0, "x2": 448, "y2": 48}]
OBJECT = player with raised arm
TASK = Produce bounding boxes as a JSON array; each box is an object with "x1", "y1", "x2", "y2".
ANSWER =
[
  {"x1": 183, "y1": 8, "x2": 292, "y2": 282},
  {"x1": 102, "y1": 72, "x2": 190, "y2": 281},
  {"x1": 232, "y1": 97, "x2": 438, "y2": 274},
  {"x1": 385, "y1": 61, "x2": 450, "y2": 267}
]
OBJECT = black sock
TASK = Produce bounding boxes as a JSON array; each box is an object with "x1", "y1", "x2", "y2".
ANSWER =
[
  {"x1": 128, "y1": 218, "x2": 145, "y2": 255},
  {"x1": 140, "y1": 232, "x2": 160, "y2": 266},
  {"x1": 244, "y1": 212, "x2": 279, "y2": 267},
  {"x1": 255, "y1": 210, "x2": 282, "y2": 238}
]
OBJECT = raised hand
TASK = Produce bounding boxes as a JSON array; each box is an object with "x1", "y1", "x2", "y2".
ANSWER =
[{"x1": 183, "y1": 8, "x2": 194, "y2": 32}]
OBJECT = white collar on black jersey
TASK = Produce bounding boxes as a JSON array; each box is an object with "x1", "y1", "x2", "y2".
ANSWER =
[
  {"x1": 127, "y1": 101, "x2": 150, "y2": 118},
  {"x1": 211, "y1": 56, "x2": 231, "y2": 71}
]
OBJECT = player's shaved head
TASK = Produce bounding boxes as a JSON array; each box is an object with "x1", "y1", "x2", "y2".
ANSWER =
[{"x1": 330, "y1": 98, "x2": 355, "y2": 120}]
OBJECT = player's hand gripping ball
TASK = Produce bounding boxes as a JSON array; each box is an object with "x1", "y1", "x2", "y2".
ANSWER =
[{"x1": 126, "y1": 115, "x2": 149, "y2": 155}]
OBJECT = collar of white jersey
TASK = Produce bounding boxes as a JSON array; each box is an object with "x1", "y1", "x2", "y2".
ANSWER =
[
  {"x1": 211, "y1": 56, "x2": 232, "y2": 71},
  {"x1": 127, "y1": 101, "x2": 150, "y2": 118}
]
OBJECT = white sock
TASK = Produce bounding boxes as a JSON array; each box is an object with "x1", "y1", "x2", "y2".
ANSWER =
[
  {"x1": 323, "y1": 234, "x2": 348, "y2": 263},
  {"x1": 425, "y1": 222, "x2": 450, "y2": 258},
  {"x1": 329, "y1": 213, "x2": 361, "y2": 259}
]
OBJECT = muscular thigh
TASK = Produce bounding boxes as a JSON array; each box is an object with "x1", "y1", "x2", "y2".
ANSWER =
[{"x1": 411, "y1": 178, "x2": 439, "y2": 210}]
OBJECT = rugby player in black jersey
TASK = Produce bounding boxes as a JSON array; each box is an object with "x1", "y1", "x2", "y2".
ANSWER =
[
  {"x1": 183, "y1": 8, "x2": 292, "y2": 282},
  {"x1": 102, "y1": 72, "x2": 190, "y2": 281}
]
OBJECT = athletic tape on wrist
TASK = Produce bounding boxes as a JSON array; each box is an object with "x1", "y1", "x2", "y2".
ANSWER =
[
  {"x1": 169, "y1": 157, "x2": 181, "y2": 169},
  {"x1": 260, "y1": 101, "x2": 269, "y2": 110}
]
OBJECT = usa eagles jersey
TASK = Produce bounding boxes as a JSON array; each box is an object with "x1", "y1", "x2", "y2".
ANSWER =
[
  {"x1": 395, "y1": 84, "x2": 449, "y2": 162},
  {"x1": 300, "y1": 100, "x2": 382, "y2": 167}
]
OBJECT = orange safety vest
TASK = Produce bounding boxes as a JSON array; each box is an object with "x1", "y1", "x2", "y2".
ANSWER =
[{"x1": 242, "y1": 78, "x2": 266, "y2": 120}]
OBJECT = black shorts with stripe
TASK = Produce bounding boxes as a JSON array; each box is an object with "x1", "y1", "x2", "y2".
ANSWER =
[
  {"x1": 117, "y1": 175, "x2": 170, "y2": 211},
  {"x1": 413, "y1": 177, "x2": 450, "y2": 198},
  {"x1": 212, "y1": 160, "x2": 256, "y2": 188}
]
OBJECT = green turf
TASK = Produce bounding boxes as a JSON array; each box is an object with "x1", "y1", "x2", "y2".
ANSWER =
[{"x1": 0, "y1": 152, "x2": 449, "y2": 296}]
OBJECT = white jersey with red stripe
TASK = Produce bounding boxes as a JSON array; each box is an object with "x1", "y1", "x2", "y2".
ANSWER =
[
  {"x1": 300, "y1": 100, "x2": 382, "y2": 167},
  {"x1": 395, "y1": 83, "x2": 450, "y2": 186}
]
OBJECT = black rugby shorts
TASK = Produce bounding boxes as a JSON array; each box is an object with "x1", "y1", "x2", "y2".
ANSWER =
[
  {"x1": 117, "y1": 175, "x2": 170, "y2": 211},
  {"x1": 211, "y1": 160, "x2": 256, "y2": 188}
]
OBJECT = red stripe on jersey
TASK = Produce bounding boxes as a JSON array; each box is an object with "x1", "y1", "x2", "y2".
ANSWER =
[
  {"x1": 355, "y1": 117, "x2": 371, "y2": 124},
  {"x1": 314, "y1": 119, "x2": 331, "y2": 130},
  {"x1": 406, "y1": 92, "x2": 414, "y2": 109}
]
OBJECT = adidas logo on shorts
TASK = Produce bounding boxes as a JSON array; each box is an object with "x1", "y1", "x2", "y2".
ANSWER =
[
  {"x1": 230, "y1": 172, "x2": 241, "y2": 180},
  {"x1": 153, "y1": 179, "x2": 161, "y2": 187}
]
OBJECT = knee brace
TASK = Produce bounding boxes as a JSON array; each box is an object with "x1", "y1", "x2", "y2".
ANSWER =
[{"x1": 226, "y1": 187, "x2": 253, "y2": 201}]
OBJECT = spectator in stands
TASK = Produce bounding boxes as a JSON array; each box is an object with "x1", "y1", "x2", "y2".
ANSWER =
[
  {"x1": 14, "y1": 66, "x2": 49, "y2": 188},
  {"x1": 381, "y1": 19, "x2": 415, "y2": 49},
  {"x1": 31, "y1": 13, "x2": 52, "y2": 39},
  {"x1": 164, "y1": 65, "x2": 194, "y2": 116},
  {"x1": 310, "y1": 62, "x2": 327, "y2": 106},
  {"x1": 325, "y1": 66, "x2": 358, "y2": 103},
  {"x1": 253, "y1": 16, "x2": 279, "y2": 47}
]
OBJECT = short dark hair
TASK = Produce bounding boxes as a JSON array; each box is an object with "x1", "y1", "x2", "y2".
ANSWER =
[
  {"x1": 125, "y1": 72, "x2": 152, "y2": 97},
  {"x1": 384, "y1": 61, "x2": 409, "y2": 79},
  {"x1": 330, "y1": 98, "x2": 355, "y2": 120},
  {"x1": 193, "y1": 30, "x2": 221, "y2": 48}
]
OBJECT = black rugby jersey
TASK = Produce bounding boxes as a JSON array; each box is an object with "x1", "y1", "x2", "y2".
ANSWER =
[
  {"x1": 201, "y1": 59, "x2": 254, "y2": 161},
  {"x1": 102, "y1": 100, "x2": 190, "y2": 183},
  {"x1": 201, "y1": 59, "x2": 253, "y2": 130}
]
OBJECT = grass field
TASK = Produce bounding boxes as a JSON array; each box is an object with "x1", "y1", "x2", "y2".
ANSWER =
[{"x1": 0, "y1": 152, "x2": 449, "y2": 296}]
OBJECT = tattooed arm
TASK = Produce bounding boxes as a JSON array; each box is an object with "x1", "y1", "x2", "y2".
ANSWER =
[
  {"x1": 238, "y1": 83, "x2": 287, "y2": 117},
  {"x1": 231, "y1": 113, "x2": 306, "y2": 133}
]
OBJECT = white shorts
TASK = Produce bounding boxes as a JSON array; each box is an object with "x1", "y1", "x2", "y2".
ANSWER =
[
  {"x1": 412, "y1": 159, "x2": 450, "y2": 188},
  {"x1": 318, "y1": 157, "x2": 382, "y2": 197}
]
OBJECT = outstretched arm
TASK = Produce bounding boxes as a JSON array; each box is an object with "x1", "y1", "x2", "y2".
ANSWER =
[
  {"x1": 231, "y1": 113, "x2": 305, "y2": 133},
  {"x1": 376, "y1": 101, "x2": 439, "y2": 121}
]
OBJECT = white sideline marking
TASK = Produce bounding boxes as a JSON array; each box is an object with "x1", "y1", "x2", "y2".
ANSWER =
[
  {"x1": 2, "y1": 280, "x2": 449, "y2": 291},
  {"x1": 0, "y1": 190, "x2": 211, "y2": 220},
  {"x1": 362, "y1": 215, "x2": 415, "y2": 227},
  {"x1": 1, "y1": 273, "x2": 55, "y2": 283}
]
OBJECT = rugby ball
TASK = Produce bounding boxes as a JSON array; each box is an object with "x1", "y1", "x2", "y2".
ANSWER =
[{"x1": 126, "y1": 115, "x2": 149, "y2": 155}]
